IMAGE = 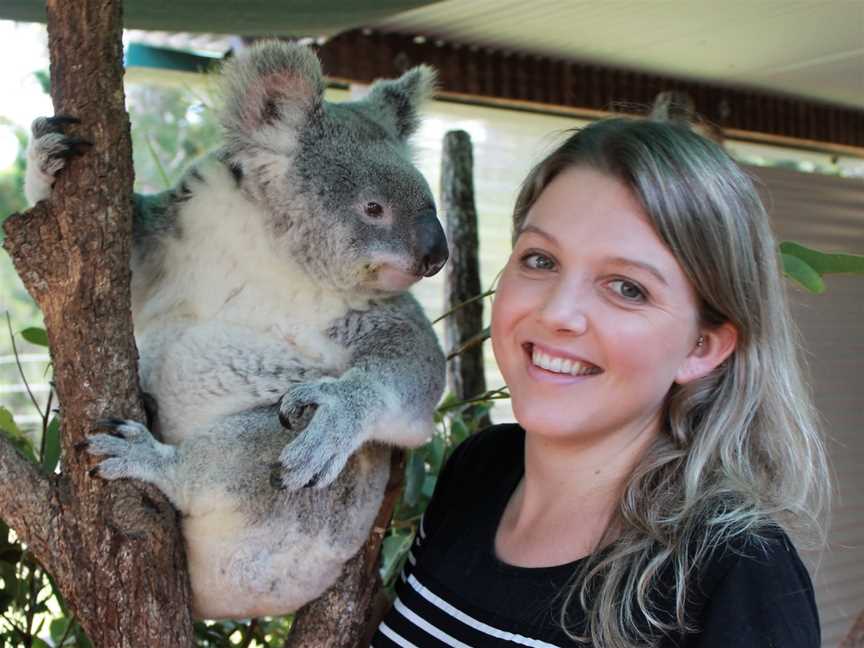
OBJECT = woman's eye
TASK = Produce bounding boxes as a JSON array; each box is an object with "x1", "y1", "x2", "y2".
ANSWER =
[
  {"x1": 609, "y1": 279, "x2": 647, "y2": 302},
  {"x1": 520, "y1": 252, "x2": 556, "y2": 271}
]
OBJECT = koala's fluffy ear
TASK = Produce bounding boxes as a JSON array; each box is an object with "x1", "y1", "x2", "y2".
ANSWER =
[
  {"x1": 364, "y1": 65, "x2": 437, "y2": 141},
  {"x1": 218, "y1": 40, "x2": 325, "y2": 148}
]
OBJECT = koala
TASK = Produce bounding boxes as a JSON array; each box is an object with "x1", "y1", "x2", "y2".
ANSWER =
[{"x1": 25, "y1": 41, "x2": 447, "y2": 619}]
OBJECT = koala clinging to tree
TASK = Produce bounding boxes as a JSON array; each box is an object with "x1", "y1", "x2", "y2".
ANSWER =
[{"x1": 25, "y1": 41, "x2": 447, "y2": 619}]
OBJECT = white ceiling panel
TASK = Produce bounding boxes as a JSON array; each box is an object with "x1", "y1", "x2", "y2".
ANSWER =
[{"x1": 373, "y1": 0, "x2": 864, "y2": 108}]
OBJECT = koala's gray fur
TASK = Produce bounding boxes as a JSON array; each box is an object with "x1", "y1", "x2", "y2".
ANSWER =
[{"x1": 25, "y1": 41, "x2": 447, "y2": 619}]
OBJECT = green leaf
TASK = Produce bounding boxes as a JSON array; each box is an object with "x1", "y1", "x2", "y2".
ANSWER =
[
  {"x1": 34, "y1": 69, "x2": 50, "y2": 95},
  {"x1": 380, "y1": 532, "x2": 413, "y2": 586},
  {"x1": 421, "y1": 474, "x2": 437, "y2": 499},
  {"x1": 20, "y1": 327, "x2": 49, "y2": 347},
  {"x1": 467, "y1": 402, "x2": 493, "y2": 430},
  {"x1": 31, "y1": 639, "x2": 52, "y2": 648},
  {"x1": 73, "y1": 625, "x2": 93, "y2": 648},
  {"x1": 781, "y1": 253, "x2": 825, "y2": 294},
  {"x1": 780, "y1": 241, "x2": 864, "y2": 275},
  {"x1": 403, "y1": 452, "x2": 426, "y2": 508},
  {"x1": 41, "y1": 417, "x2": 61, "y2": 474},
  {"x1": 0, "y1": 406, "x2": 36, "y2": 463},
  {"x1": 450, "y1": 416, "x2": 470, "y2": 445},
  {"x1": 428, "y1": 434, "x2": 446, "y2": 473},
  {"x1": 0, "y1": 406, "x2": 20, "y2": 438},
  {"x1": 434, "y1": 393, "x2": 460, "y2": 423}
]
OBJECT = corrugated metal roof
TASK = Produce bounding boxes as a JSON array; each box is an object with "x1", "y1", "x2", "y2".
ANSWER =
[{"x1": 370, "y1": 0, "x2": 864, "y2": 109}]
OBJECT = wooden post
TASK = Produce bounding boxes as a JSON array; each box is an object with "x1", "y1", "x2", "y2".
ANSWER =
[
  {"x1": 0, "y1": 1, "x2": 194, "y2": 645},
  {"x1": 441, "y1": 130, "x2": 490, "y2": 428}
]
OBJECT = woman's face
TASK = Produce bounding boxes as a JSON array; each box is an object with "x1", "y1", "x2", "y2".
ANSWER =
[{"x1": 492, "y1": 167, "x2": 705, "y2": 446}]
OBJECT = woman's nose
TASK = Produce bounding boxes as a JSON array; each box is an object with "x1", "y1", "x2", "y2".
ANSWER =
[{"x1": 537, "y1": 282, "x2": 589, "y2": 335}]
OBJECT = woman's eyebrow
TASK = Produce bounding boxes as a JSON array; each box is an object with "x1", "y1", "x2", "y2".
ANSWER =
[
  {"x1": 519, "y1": 224, "x2": 557, "y2": 244},
  {"x1": 605, "y1": 256, "x2": 669, "y2": 286}
]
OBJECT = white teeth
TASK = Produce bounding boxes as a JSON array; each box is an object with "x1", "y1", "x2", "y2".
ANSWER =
[{"x1": 531, "y1": 348, "x2": 599, "y2": 376}]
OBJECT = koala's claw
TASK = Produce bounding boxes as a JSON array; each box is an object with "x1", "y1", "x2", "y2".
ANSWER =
[
  {"x1": 278, "y1": 400, "x2": 318, "y2": 431},
  {"x1": 31, "y1": 115, "x2": 80, "y2": 138},
  {"x1": 94, "y1": 418, "x2": 140, "y2": 438},
  {"x1": 26, "y1": 115, "x2": 92, "y2": 205},
  {"x1": 85, "y1": 419, "x2": 172, "y2": 482},
  {"x1": 55, "y1": 137, "x2": 93, "y2": 158}
]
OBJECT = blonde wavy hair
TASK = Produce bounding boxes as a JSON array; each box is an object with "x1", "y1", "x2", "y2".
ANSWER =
[{"x1": 512, "y1": 118, "x2": 830, "y2": 647}]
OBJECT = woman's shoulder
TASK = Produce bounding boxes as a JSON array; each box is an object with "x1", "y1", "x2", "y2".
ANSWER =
[
  {"x1": 699, "y1": 526, "x2": 813, "y2": 593},
  {"x1": 684, "y1": 525, "x2": 820, "y2": 647}
]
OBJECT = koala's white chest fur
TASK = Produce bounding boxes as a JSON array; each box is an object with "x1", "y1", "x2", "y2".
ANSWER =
[{"x1": 134, "y1": 160, "x2": 363, "y2": 338}]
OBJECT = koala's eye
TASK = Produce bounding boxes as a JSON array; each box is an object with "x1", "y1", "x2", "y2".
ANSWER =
[{"x1": 364, "y1": 202, "x2": 384, "y2": 218}]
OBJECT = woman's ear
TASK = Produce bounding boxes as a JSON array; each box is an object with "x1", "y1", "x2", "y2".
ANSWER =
[{"x1": 674, "y1": 321, "x2": 738, "y2": 385}]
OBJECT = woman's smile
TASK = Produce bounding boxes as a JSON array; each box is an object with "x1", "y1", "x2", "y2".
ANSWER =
[{"x1": 523, "y1": 342, "x2": 603, "y2": 383}]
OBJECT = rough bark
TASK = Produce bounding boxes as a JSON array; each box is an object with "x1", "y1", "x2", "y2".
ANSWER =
[
  {"x1": 0, "y1": 1, "x2": 194, "y2": 646},
  {"x1": 441, "y1": 130, "x2": 490, "y2": 426},
  {"x1": 285, "y1": 450, "x2": 405, "y2": 648}
]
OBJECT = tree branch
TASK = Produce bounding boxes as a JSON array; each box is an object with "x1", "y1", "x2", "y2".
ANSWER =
[{"x1": 0, "y1": 437, "x2": 56, "y2": 564}]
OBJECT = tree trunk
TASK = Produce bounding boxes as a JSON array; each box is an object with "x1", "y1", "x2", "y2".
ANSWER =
[
  {"x1": 0, "y1": 1, "x2": 194, "y2": 646},
  {"x1": 441, "y1": 130, "x2": 490, "y2": 427}
]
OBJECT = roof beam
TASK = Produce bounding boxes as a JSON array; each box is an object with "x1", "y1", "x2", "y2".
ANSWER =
[{"x1": 317, "y1": 29, "x2": 864, "y2": 152}]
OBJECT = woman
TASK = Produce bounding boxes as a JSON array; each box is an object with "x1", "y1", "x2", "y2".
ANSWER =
[{"x1": 372, "y1": 117, "x2": 829, "y2": 647}]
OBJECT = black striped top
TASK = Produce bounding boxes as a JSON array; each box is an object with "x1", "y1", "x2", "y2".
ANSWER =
[{"x1": 370, "y1": 424, "x2": 820, "y2": 648}]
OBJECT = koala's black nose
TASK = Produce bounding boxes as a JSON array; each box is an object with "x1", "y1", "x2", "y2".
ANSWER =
[{"x1": 418, "y1": 210, "x2": 449, "y2": 277}]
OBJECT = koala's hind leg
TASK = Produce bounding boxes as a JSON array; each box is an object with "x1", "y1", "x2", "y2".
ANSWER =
[{"x1": 24, "y1": 116, "x2": 92, "y2": 205}]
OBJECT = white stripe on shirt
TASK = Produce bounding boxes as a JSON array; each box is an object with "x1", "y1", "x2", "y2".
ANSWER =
[
  {"x1": 378, "y1": 621, "x2": 421, "y2": 648},
  {"x1": 394, "y1": 597, "x2": 474, "y2": 647},
  {"x1": 407, "y1": 574, "x2": 562, "y2": 648}
]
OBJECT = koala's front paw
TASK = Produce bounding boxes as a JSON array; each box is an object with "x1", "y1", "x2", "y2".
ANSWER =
[
  {"x1": 277, "y1": 381, "x2": 366, "y2": 490},
  {"x1": 85, "y1": 418, "x2": 174, "y2": 482},
  {"x1": 25, "y1": 116, "x2": 92, "y2": 205}
]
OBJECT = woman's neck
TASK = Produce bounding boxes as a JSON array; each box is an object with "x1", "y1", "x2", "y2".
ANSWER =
[{"x1": 495, "y1": 416, "x2": 659, "y2": 568}]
